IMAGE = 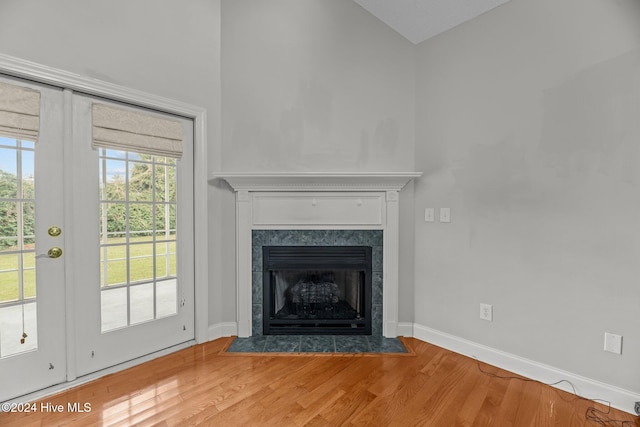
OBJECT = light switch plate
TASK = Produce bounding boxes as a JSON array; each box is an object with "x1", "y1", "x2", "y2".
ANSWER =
[
  {"x1": 440, "y1": 207, "x2": 450, "y2": 223},
  {"x1": 425, "y1": 208, "x2": 434, "y2": 222}
]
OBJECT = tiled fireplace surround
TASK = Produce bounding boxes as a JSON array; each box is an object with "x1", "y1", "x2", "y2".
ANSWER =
[
  {"x1": 215, "y1": 173, "x2": 421, "y2": 338},
  {"x1": 251, "y1": 229, "x2": 384, "y2": 336}
]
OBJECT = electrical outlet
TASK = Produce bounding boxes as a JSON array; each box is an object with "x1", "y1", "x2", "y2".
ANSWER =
[
  {"x1": 634, "y1": 401, "x2": 640, "y2": 416},
  {"x1": 480, "y1": 303, "x2": 493, "y2": 322}
]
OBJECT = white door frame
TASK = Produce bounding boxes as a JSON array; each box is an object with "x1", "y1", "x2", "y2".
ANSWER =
[{"x1": 0, "y1": 53, "x2": 209, "y2": 383}]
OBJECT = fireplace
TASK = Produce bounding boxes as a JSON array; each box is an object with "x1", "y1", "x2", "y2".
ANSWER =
[
  {"x1": 263, "y1": 246, "x2": 372, "y2": 335},
  {"x1": 212, "y1": 172, "x2": 422, "y2": 338}
]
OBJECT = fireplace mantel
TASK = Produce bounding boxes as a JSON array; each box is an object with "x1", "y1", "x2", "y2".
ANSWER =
[
  {"x1": 213, "y1": 171, "x2": 422, "y2": 338},
  {"x1": 210, "y1": 172, "x2": 421, "y2": 192}
]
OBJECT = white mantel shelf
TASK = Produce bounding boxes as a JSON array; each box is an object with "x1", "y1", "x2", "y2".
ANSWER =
[{"x1": 210, "y1": 172, "x2": 422, "y2": 192}]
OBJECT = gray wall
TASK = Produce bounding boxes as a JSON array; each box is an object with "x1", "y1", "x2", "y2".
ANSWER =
[
  {"x1": 220, "y1": 0, "x2": 417, "y2": 323},
  {"x1": 413, "y1": 0, "x2": 640, "y2": 393},
  {"x1": 221, "y1": 0, "x2": 415, "y2": 172}
]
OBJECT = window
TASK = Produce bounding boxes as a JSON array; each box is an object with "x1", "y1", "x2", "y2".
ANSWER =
[{"x1": 98, "y1": 149, "x2": 178, "y2": 332}]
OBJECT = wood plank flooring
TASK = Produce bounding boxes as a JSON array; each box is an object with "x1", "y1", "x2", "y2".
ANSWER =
[{"x1": 1, "y1": 337, "x2": 637, "y2": 426}]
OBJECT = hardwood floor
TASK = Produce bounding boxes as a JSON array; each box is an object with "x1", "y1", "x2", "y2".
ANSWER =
[{"x1": 1, "y1": 337, "x2": 637, "y2": 426}]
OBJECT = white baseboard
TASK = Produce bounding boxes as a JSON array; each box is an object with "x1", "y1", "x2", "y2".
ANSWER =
[
  {"x1": 412, "y1": 323, "x2": 640, "y2": 416},
  {"x1": 397, "y1": 322, "x2": 414, "y2": 337},
  {"x1": 208, "y1": 322, "x2": 238, "y2": 341}
]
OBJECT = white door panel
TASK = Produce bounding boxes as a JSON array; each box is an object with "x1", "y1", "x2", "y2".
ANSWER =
[
  {"x1": 71, "y1": 94, "x2": 194, "y2": 376},
  {"x1": 0, "y1": 77, "x2": 66, "y2": 401}
]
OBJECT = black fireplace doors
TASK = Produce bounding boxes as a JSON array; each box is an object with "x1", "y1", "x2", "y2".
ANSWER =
[{"x1": 263, "y1": 246, "x2": 372, "y2": 335}]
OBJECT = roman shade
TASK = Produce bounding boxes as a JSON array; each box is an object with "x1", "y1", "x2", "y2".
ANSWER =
[
  {"x1": 0, "y1": 81, "x2": 40, "y2": 141},
  {"x1": 92, "y1": 103, "x2": 183, "y2": 158}
]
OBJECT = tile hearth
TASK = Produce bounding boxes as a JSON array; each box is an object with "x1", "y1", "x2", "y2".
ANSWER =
[{"x1": 227, "y1": 335, "x2": 407, "y2": 353}]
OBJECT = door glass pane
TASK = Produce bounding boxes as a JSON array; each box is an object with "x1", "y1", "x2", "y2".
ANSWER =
[
  {"x1": 99, "y1": 150, "x2": 178, "y2": 333},
  {"x1": 101, "y1": 287, "x2": 127, "y2": 331},
  {"x1": 156, "y1": 279, "x2": 177, "y2": 318},
  {"x1": 130, "y1": 243, "x2": 154, "y2": 283},
  {"x1": 129, "y1": 203, "x2": 154, "y2": 239},
  {"x1": 129, "y1": 161, "x2": 153, "y2": 202},
  {"x1": 0, "y1": 139, "x2": 37, "y2": 357},
  {"x1": 130, "y1": 283, "x2": 154, "y2": 325},
  {"x1": 102, "y1": 245, "x2": 126, "y2": 287},
  {"x1": 0, "y1": 302, "x2": 37, "y2": 358},
  {"x1": 0, "y1": 263, "x2": 19, "y2": 302}
]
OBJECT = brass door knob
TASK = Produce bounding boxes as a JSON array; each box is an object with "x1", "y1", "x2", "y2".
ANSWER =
[
  {"x1": 48, "y1": 247, "x2": 63, "y2": 258},
  {"x1": 48, "y1": 226, "x2": 62, "y2": 237}
]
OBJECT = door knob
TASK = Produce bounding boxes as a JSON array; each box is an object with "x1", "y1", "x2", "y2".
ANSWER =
[
  {"x1": 48, "y1": 226, "x2": 62, "y2": 237},
  {"x1": 48, "y1": 247, "x2": 63, "y2": 258}
]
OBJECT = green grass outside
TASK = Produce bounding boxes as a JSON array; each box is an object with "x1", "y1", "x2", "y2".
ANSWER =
[{"x1": 0, "y1": 235, "x2": 176, "y2": 303}]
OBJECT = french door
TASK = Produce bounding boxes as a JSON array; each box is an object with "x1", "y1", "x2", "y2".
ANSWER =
[
  {"x1": 0, "y1": 77, "x2": 66, "y2": 401},
  {"x1": 71, "y1": 94, "x2": 195, "y2": 376},
  {"x1": 0, "y1": 77, "x2": 195, "y2": 401}
]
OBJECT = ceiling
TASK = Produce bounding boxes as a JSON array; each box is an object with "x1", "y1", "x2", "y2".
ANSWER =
[{"x1": 353, "y1": 0, "x2": 511, "y2": 44}]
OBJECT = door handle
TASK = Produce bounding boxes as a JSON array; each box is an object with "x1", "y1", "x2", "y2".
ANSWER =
[
  {"x1": 35, "y1": 247, "x2": 64, "y2": 259},
  {"x1": 47, "y1": 247, "x2": 63, "y2": 259}
]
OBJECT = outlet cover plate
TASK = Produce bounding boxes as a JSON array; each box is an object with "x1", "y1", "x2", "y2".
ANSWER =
[
  {"x1": 480, "y1": 303, "x2": 493, "y2": 322},
  {"x1": 604, "y1": 332, "x2": 622, "y2": 355}
]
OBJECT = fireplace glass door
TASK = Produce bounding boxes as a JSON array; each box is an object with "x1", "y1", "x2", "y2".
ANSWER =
[{"x1": 263, "y1": 246, "x2": 372, "y2": 335}]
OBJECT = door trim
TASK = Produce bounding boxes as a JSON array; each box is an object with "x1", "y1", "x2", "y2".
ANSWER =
[{"x1": 0, "y1": 53, "x2": 210, "y2": 381}]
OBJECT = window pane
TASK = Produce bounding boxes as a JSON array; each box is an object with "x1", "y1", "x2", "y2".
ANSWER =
[
  {"x1": 21, "y1": 150, "x2": 35, "y2": 195},
  {"x1": 154, "y1": 254, "x2": 166, "y2": 279},
  {"x1": 101, "y1": 287, "x2": 128, "y2": 332},
  {"x1": 154, "y1": 204, "x2": 167, "y2": 235},
  {"x1": 105, "y1": 202, "x2": 127, "y2": 236},
  {"x1": 23, "y1": 252, "x2": 35, "y2": 268},
  {"x1": 23, "y1": 268, "x2": 36, "y2": 299},
  {"x1": 0, "y1": 148, "x2": 17, "y2": 201},
  {"x1": 169, "y1": 252, "x2": 177, "y2": 277},
  {"x1": 130, "y1": 283, "x2": 154, "y2": 325},
  {"x1": 23, "y1": 202, "x2": 35, "y2": 238},
  {"x1": 103, "y1": 160, "x2": 126, "y2": 202},
  {"x1": 129, "y1": 203, "x2": 153, "y2": 239},
  {"x1": 0, "y1": 202, "x2": 18, "y2": 248},
  {"x1": 105, "y1": 245, "x2": 127, "y2": 286},
  {"x1": 0, "y1": 302, "x2": 38, "y2": 357},
  {"x1": 129, "y1": 162, "x2": 153, "y2": 202},
  {"x1": 130, "y1": 243, "x2": 154, "y2": 283},
  {"x1": 169, "y1": 205, "x2": 176, "y2": 234},
  {"x1": 156, "y1": 279, "x2": 177, "y2": 318},
  {"x1": 154, "y1": 164, "x2": 176, "y2": 202},
  {"x1": 23, "y1": 252, "x2": 36, "y2": 298},
  {"x1": 155, "y1": 241, "x2": 170, "y2": 279},
  {"x1": 0, "y1": 270, "x2": 19, "y2": 302}
]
